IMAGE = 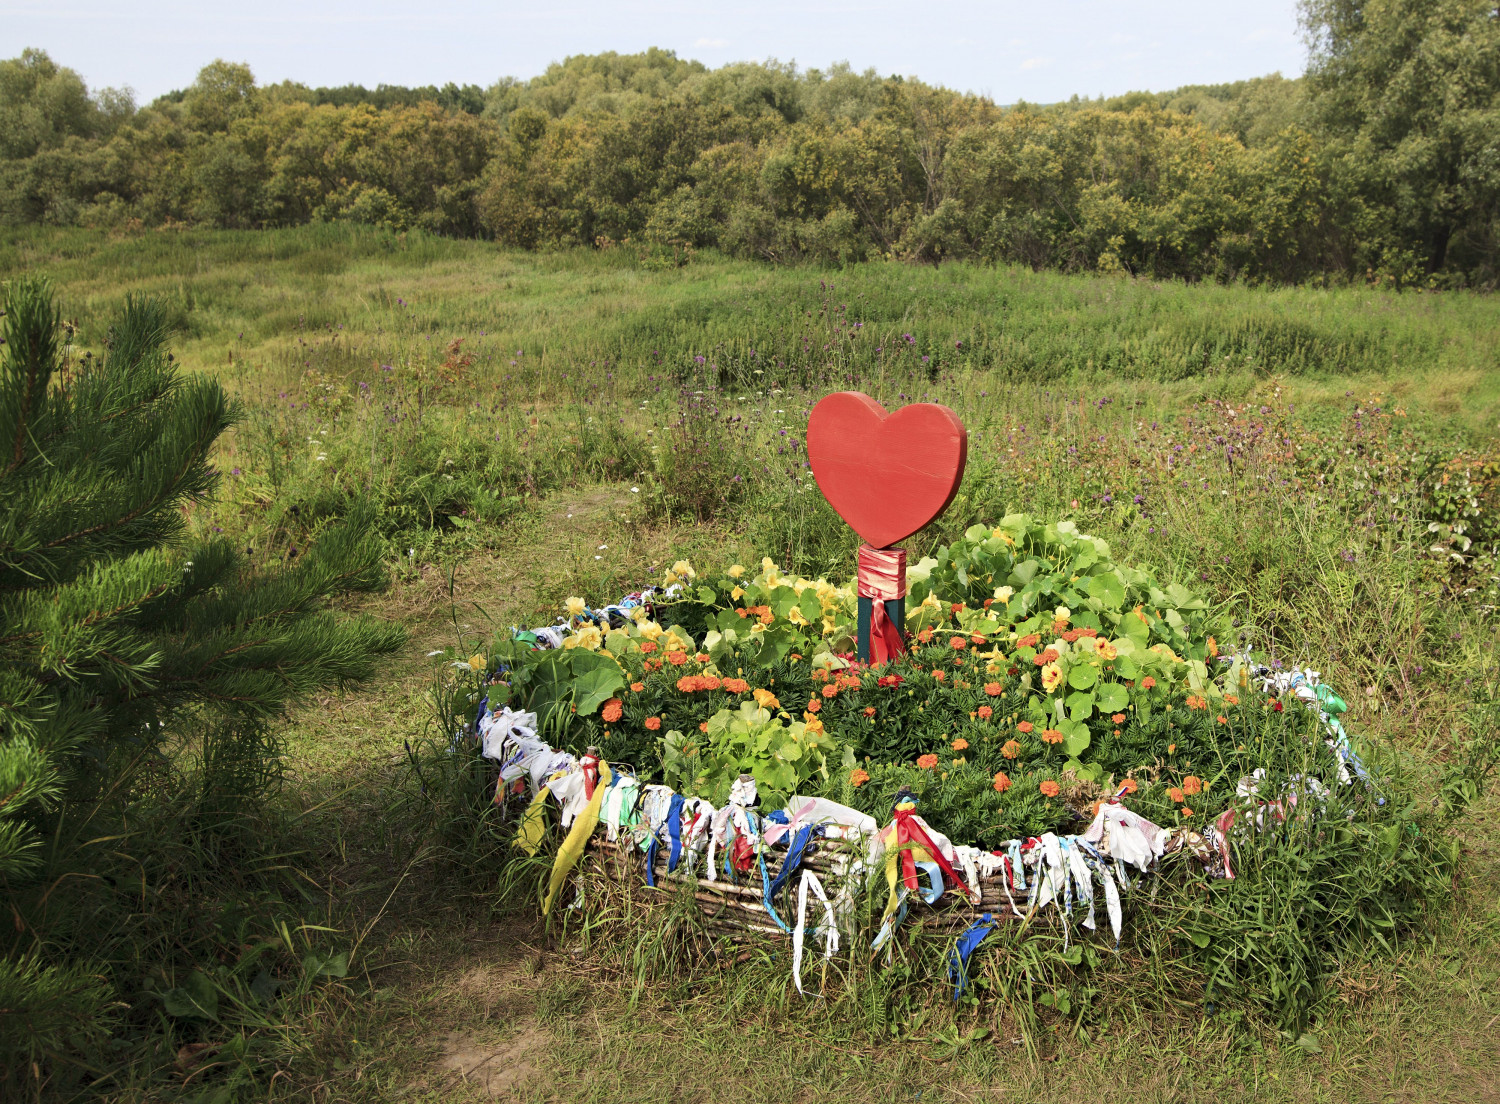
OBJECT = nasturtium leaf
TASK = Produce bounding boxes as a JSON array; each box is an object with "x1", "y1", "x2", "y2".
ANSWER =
[
  {"x1": 1113, "y1": 654, "x2": 1140, "y2": 680},
  {"x1": 1063, "y1": 728, "x2": 1092, "y2": 757},
  {"x1": 1067, "y1": 663, "x2": 1098, "y2": 690},
  {"x1": 1066, "y1": 690, "x2": 1095, "y2": 721},
  {"x1": 698, "y1": 585, "x2": 718, "y2": 606},
  {"x1": 1097, "y1": 682, "x2": 1130, "y2": 712},
  {"x1": 798, "y1": 589, "x2": 822, "y2": 624},
  {"x1": 1087, "y1": 572, "x2": 1127, "y2": 609}
]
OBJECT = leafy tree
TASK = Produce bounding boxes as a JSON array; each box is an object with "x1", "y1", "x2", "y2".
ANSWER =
[
  {"x1": 0, "y1": 276, "x2": 404, "y2": 1069},
  {"x1": 1302, "y1": 0, "x2": 1500, "y2": 277}
]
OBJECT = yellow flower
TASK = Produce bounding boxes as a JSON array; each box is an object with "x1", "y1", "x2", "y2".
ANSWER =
[
  {"x1": 630, "y1": 605, "x2": 648, "y2": 623},
  {"x1": 727, "y1": 564, "x2": 746, "y2": 579},
  {"x1": 564, "y1": 625, "x2": 602, "y2": 651},
  {"x1": 1040, "y1": 662, "x2": 1063, "y2": 693},
  {"x1": 993, "y1": 585, "x2": 1014, "y2": 604},
  {"x1": 787, "y1": 606, "x2": 810, "y2": 626},
  {"x1": 1096, "y1": 638, "x2": 1118, "y2": 660},
  {"x1": 750, "y1": 622, "x2": 766, "y2": 634},
  {"x1": 754, "y1": 688, "x2": 780, "y2": 709},
  {"x1": 731, "y1": 585, "x2": 745, "y2": 600},
  {"x1": 640, "y1": 620, "x2": 664, "y2": 640},
  {"x1": 467, "y1": 653, "x2": 486, "y2": 671},
  {"x1": 1054, "y1": 606, "x2": 1071, "y2": 622},
  {"x1": 804, "y1": 716, "x2": 825, "y2": 735},
  {"x1": 565, "y1": 596, "x2": 586, "y2": 617}
]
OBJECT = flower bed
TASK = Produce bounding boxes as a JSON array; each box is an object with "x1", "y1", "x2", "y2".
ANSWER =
[{"x1": 437, "y1": 514, "x2": 1448, "y2": 1017}]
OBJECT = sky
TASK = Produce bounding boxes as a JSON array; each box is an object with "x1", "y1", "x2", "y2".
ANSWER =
[{"x1": 1, "y1": 0, "x2": 1307, "y2": 105}]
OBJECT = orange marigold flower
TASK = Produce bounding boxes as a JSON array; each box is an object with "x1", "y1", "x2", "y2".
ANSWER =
[
  {"x1": 758, "y1": 611, "x2": 774, "y2": 625},
  {"x1": 644, "y1": 716, "x2": 662, "y2": 731},
  {"x1": 1039, "y1": 780, "x2": 1061, "y2": 798},
  {"x1": 676, "y1": 676, "x2": 699, "y2": 692},
  {"x1": 993, "y1": 772, "x2": 1012, "y2": 793},
  {"x1": 1217, "y1": 714, "x2": 1228, "y2": 724},
  {"x1": 952, "y1": 738, "x2": 969, "y2": 751},
  {"x1": 917, "y1": 629, "x2": 934, "y2": 644},
  {"x1": 1141, "y1": 676, "x2": 1157, "y2": 689},
  {"x1": 1111, "y1": 713, "x2": 1126, "y2": 724},
  {"x1": 977, "y1": 705, "x2": 993, "y2": 719},
  {"x1": 932, "y1": 669, "x2": 947, "y2": 682},
  {"x1": 917, "y1": 754, "x2": 939, "y2": 769},
  {"x1": 821, "y1": 683, "x2": 839, "y2": 698},
  {"x1": 951, "y1": 637, "x2": 967, "y2": 650},
  {"x1": 1041, "y1": 728, "x2": 1065, "y2": 745},
  {"x1": 850, "y1": 768, "x2": 870, "y2": 788},
  {"x1": 1017, "y1": 634, "x2": 1040, "y2": 649},
  {"x1": 696, "y1": 653, "x2": 711, "y2": 663},
  {"x1": 701, "y1": 676, "x2": 721, "y2": 690},
  {"x1": 1017, "y1": 721, "x2": 1034, "y2": 733},
  {"x1": 1180, "y1": 806, "x2": 1194, "y2": 818},
  {"x1": 863, "y1": 706, "x2": 876, "y2": 717},
  {"x1": 722, "y1": 677, "x2": 749, "y2": 694},
  {"x1": 699, "y1": 721, "x2": 709, "y2": 733},
  {"x1": 640, "y1": 641, "x2": 658, "y2": 653},
  {"x1": 1119, "y1": 777, "x2": 1138, "y2": 794},
  {"x1": 970, "y1": 634, "x2": 986, "y2": 645},
  {"x1": 601, "y1": 698, "x2": 623, "y2": 723},
  {"x1": 1207, "y1": 636, "x2": 1218, "y2": 658},
  {"x1": 1168, "y1": 742, "x2": 1176, "y2": 753},
  {"x1": 984, "y1": 682, "x2": 1003, "y2": 697},
  {"x1": 1183, "y1": 775, "x2": 1203, "y2": 796},
  {"x1": 630, "y1": 682, "x2": 645, "y2": 693},
  {"x1": 1002, "y1": 739, "x2": 1021, "y2": 759},
  {"x1": 1167, "y1": 787, "x2": 1184, "y2": 803},
  {"x1": 667, "y1": 651, "x2": 688, "y2": 666},
  {"x1": 951, "y1": 602, "x2": 966, "y2": 614},
  {"x1": 1224, "y1": 694, "x2": 1240, "y2": 705},
  {"x1": 805, "y1": 698, "x2": 822, "y2": 713}
]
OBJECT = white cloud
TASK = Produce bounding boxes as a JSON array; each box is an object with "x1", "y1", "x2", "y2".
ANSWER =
[
  {"x1": 693, "y1": 37, "x2": 729, "y2": 48},
  {"x1": 1020, "y1": 57, "x2": 1052, "y2": 70}
]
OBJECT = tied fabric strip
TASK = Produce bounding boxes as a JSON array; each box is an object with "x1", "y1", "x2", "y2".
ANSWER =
[
  {"x1": 793, "y1": 869, "x2": 839, "y2": 997},
  {"x1": 857, "y1": 544, "x2": 907, "y2": 664},
  {"x1": 891, "y1": 808, "x2": 972, "y2": 900},
  {"x1": 543, "y1": 761, "x2": 612, "y2": 915},
  {"x1": 665, "y1": 793, "x2": 686, "y2": 873},
  {"x1": 948, "y1": 913, "x2": 997, "y2": 999}
]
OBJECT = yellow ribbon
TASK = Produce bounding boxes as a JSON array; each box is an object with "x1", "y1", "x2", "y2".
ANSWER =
[{"x1": 542, "y1": 761, "x2": 612, "y2": 915}]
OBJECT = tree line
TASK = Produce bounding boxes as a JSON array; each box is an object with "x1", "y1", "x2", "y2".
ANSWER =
[{"x1": 2, "y1": 0, "x2": 1497, "y2": 286}]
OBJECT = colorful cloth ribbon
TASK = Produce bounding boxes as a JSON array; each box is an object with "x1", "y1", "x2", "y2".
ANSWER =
[{"x1": 857, "y1": 544, "x2": 907, "y2": 664}]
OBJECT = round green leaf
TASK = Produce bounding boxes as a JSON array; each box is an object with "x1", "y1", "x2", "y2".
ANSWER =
[{"x1": 1067, "y1": 662, "x2": 1098, "y2": 690}]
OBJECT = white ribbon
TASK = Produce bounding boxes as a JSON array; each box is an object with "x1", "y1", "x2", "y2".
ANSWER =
[{"x1": 792, "y1": 869, "x2": 839, "y2": 997}]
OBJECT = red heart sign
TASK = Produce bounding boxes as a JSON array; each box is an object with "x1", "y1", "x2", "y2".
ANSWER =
[{"x1": 806, "y1": 392, "x2": 967, "y2": 549}]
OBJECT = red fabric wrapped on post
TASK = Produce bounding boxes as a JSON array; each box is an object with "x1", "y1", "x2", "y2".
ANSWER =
[{"x1": 858, "y1": 544, "x2": 907, "y2": 664}]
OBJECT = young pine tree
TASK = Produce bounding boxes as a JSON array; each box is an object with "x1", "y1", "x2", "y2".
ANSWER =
[{"x1": 0, "y1": 276, "x2": 405, "y2": 1074}]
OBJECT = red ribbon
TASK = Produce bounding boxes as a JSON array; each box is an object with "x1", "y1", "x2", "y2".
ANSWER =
[
  {"x1": 858, "y1": 544, "x2": 907, "y2": 664},
  {"x1": 580, "y1": 753, "x2": 600, "y2": 800},
  {"x1": 892, "y1": 808, "x2": 971, "y2": 900}
]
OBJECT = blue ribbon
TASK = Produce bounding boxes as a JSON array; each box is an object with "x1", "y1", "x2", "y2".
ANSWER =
[
  {"x1": 948, "y1": 913, "x2": 997, "y2": 999},
  {"x1": 665, "y1": 793, "x2": 685, "y2": 872}
]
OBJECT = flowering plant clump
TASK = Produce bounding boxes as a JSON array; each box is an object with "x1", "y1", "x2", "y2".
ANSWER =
[{"x1": 444, "y1": 518, "x2": 1363, "y2": 843}]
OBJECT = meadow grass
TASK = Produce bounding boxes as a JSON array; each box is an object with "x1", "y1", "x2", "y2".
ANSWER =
[{"x1": 4, "y1": 224, "x2": 1500, "y2": 1102}]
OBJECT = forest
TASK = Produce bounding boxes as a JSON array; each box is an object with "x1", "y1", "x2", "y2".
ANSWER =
[{"x1": 2, "y1": 0, "x2": 1498, "y2": 285}]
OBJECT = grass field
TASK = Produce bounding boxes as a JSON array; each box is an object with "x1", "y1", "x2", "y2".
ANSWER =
[{"x1": 5, "y1": 224, "x2": 1500, "y2": 1103}]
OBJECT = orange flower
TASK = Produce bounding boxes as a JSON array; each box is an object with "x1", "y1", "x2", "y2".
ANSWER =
[
  {"x1": 1041, "y1": 728, "x2": 1065, "y2": 745},
  {"x1": 644, "y1": 716, "x2": 662, "y2": 731},
  {"x1": 917, "y1": 629, "x2": 934, "y2": 644},
  {"x1": 696, "y1": 653, "x2": 711, "y2": 664},
  {"x1": 1224, "y1": 694, "x2": 1240, "y2": 705},
  {"x1": 1216, "y1": 715, "x2": 1228, "y2": 725},
  {"x1": 699, "y1": 721, "x2": 709, "y2": 733},
  {"x1": 1167, "y1": 742, "x2": 1176, "y2": 753},
  {"x1": 758, "y1": 611, "x2": 774, "y2": 625},
  {"x1": 821, "y1": 683, "x2": 839, "y2": 698},
  {"x1": 951, "y1": 602, "x2": 966, "y2": 614},
  {"x1": 970, "y1": 634, "x2": 986, "y2": 645},
  {"x1": 1167, "y1": 787, "x2": 1184, "y2": 803},
  {"x1": 1141, "y1": 676, "x2": 1156, "y2": 689},
  {"x1": 1185, "y1": 694, "x2": 1207, "y2": 711},
  {"x1": 1111, "y1": 713, "x2": 1126, "y2": 724},
  {"x1": 1183, "y1": 775, "x2": 1202, "y2": 796},
  {"x1": 722, "y1": 677, "x2": 749, "y2": 694},
  {"x1": 1002, "y1": 739, "x2": 1021, "y2": 759},
  {"x1": 1039, "y1": 780, "x2": 1061, "y2": 797},
  {"x1": 863, "y1": 706, "x2": 877, "y2": 717},
  {"x1": 951, "y1": 738, "x2": 969, "y2": 751},
  {"x1": 1180, "y1": 806, "x2": 1194, "y2": 818},
  {"x1": 850, "y1": 768, "x2": 870, "y2": 787},
  {"x1": 806, "y1": 697, "x2": 822, "y2": 713},
  {"x1": 1207, "y1": 636, "x2": 1218, "y2": 658},
  {"x1": 1017, "y1": 721, "x2": 1034, "y2": 733},
  {"x1": 700, "y1": 676, "x2": 721, "y2": 690},
  {"x1": 984, "y1": 682, "x2": 1003, "y2": 697},
  {"x1": 753, "y1": 688, "x2": 779, "y2": 710},
  {"x1": 601, "y1": 698, "x2": 623, "y2": 723},
  {"x1": 951, "y1": 637, "x2": 967, "y2": 650},
  {"x1": 992, "y1": 772, "x2": 1012, "y2": 794},
  {"x1": 1017, "y1": 634, "x2": 1040, "y2": 649},
  {"x1": 640, "y1": 641, "x2": 658, "y2": 653},
  {"x1": 917, "y1": 754, "x2": 939, "y2": 769},
  {"x1": 977, "y1": 705, "x2": 993, "y2": 719},
  {"x1": 630, "y1": 682, "x2": 645, "y2": 693},
  {"x1": 667, "y1": 651, "x2": 688, "y2": 666},
  {"x1": 1119, "y1": 777, "x2": 1138, "y2": 794},
  {"x1": 676, "y1": 676, "x2": 700, "y2": 692},
  {"x1": 932, "y1": 669, "x2": 947, "y2": 682}
]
